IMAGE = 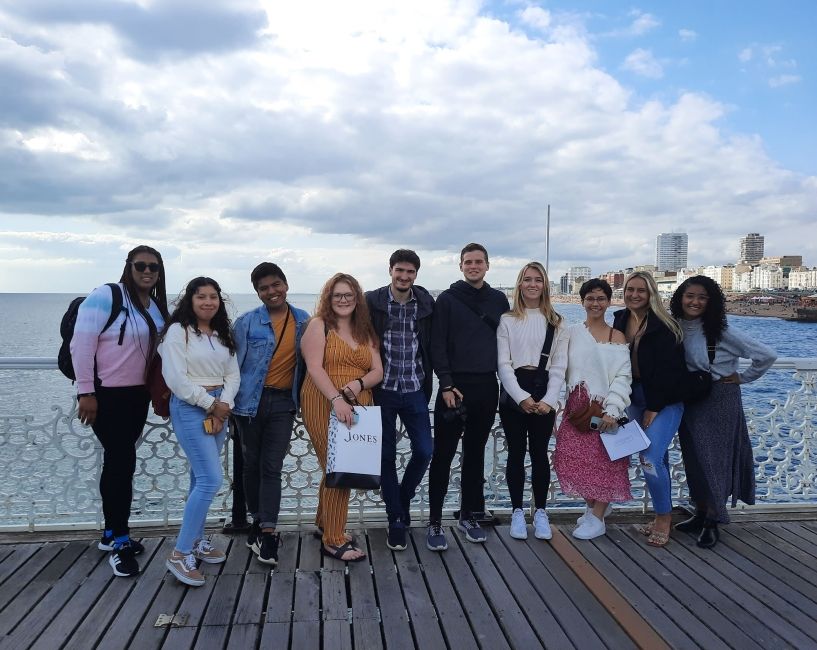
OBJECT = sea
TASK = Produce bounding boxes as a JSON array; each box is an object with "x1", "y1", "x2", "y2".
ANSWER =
[{"x1": 1, "y1": 291, "x2": 816, "y2": 417}]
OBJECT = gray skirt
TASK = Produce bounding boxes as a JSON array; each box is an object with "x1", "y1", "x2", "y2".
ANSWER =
[{"x1": 678, "y1": 381, "x2": 756, "y2": 523}]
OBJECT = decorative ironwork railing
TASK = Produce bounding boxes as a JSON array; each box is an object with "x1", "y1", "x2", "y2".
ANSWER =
[{"x1": 1, "y1": 357, "x2": 815, "y2": 531}]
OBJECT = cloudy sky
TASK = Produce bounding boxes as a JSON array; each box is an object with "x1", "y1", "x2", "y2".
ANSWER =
[{"x1": 1, "y1": 0, "x2": 815, "y2": 294}]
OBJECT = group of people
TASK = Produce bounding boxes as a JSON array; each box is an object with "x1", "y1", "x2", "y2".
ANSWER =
[{"x1": 69, "y1": 242, "x2": 776, "y2": 586}]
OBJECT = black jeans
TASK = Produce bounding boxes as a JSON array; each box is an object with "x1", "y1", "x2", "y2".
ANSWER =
[
  {"x1": 91, "y1": 385, "x2": 150, "y2": 537},
  {"x1": 498, "y1": 404, "x2": 555, "y2": 510},
  {"x1": 428, "y1": 375, "x2": 498, "y2": 522},
  {"x1": 234, "y1": 388, "x2": 295, "y2": 529}
]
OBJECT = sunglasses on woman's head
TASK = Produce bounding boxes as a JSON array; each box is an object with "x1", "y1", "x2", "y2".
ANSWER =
[{"x1": 131, "y1": 261, "x2": 160, "y2": 273}]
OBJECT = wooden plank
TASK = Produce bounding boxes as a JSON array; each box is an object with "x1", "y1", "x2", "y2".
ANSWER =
[
  {"x1": 438, "y1": 528, "x2": 511, "y2": 650},
  {"x1": 0, "y1": 540, "x2": 87, "y2": 636},
  {"x1": 323, "y1": 618, "x2": 353, "y2": 650},
  {"x1": 299, "y1": 533, "x2": 322, "y2": 571},
  {"x1": 321, "y1": 569, "x2": 348, "y2": 621},
  {"x1": 612, "y1": 526, "x2": 763, "y2": 650},
  {"x1": 0, "y1": 544, "x2": 39, "y2": 589},
  {"x1": 0, "y1": 542, "x2": 65, "y2": 612},
  {"x1": 575, "y1": 530, "x2": 703, "y2": 650},
  {"x1": 63, "y1": 538, "x2": 170, "y2": 650},
  {"x1": 226, "y1": 623, "x2": 260, "y2": 648},
  {"x1": 3, "y1": 541, "x2": 105, "y2": 649},
  {"x1": 719, "y1": 525, "x2": 817, "y2": 603},
  {"x1": 453, "y1": 528, "x2": 543, "y2": 649},
  {"x1": 368, "y1": 533, "x2": 414, "y2": 650},
  {"x1": 233, "y1": 571, "x2": 268, "y2": 625},
  {"x1": 487, "y1": 528, "x2": 575, "y2": 649},
  {"x1": 291, "y1": 620, "x2": 320, "y2": 649},
  {"x1": 0, "y1": 546, "x2": 14, "y2": 565},
  {"x1": 193, "y1": 623, "x2": 230, "y2": 649},
  {"x1": 502, "y1": 533, "x2": 606, "y2": 650},
  {"x1": 668, "y1": 529, "x2": 817, "y2": 648},
  {"x1": 200, "y1": 574, "x2": 243, "y2": 627},
  {"x1": 161, "y1": 625, "x2": 198, "y2": 650},
  {"x1": 220, "y1": 535, "x2": 251, "y2": 575},
  {"x1": 293, "y1": 570, "x2": 321, "y2": 622},
  {"x1": 410, "y1": 531, "x2": 478, "y2": 649},
  {"x1": 352, "y1": 618, "x2": 383, "y2": 650},
  {"x1": 170, "y1": 570, "x2": 218, "y2": 628},
  {"x1": 347, "y1": 541, "x2": 378, "y2": 621},
  {"x1": 260, "y1": 621, "x2": 291, "y2": 649},
  {"x1": 128, "y1": 575, "x2": 188, "y2": 649},
  {"x1": 267, "y1": 571, "x2": 295, "y2": 623},
  {"x1": 276, "y1": 532, "x2": 300, "y2": 573},
  {"x1": 95, "y1": 536, "x2": 178, "y2": 649},
  {"x1": 760, "y1": 522, "x2": 817, "y2": 562}
]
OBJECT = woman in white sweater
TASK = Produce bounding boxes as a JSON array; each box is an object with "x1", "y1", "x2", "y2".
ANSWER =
[
  {"x1": 159, "y1": 277, "x2": 240, "y2": 586},
  {"x1": 497, "y1": 262, "x2": 568, "y2": 541},
  {"x1": 553, "y1": 279, "x2": 632, "y2": 540}
]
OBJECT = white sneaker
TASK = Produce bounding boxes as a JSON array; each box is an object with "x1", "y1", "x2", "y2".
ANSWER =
[
  {"x1": 577, "y1": 503, "x2": 613, "y2": 525},
  {"x1": 533, "y1": 508, "x2": 552, "y2": 540},
  {"x1": 510, "y1": 508, "x2": 528, "y2": 539},
  {"x1": 572, "y1": 512, "x2": 606, "y2": 540}
]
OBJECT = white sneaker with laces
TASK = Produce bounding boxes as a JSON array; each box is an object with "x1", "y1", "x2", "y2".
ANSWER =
[
  {"x1": 577, "y1": 503, "x2": 613, "y2": 525},
  {"x1": 192, "y1": 538, "x2": 226, "y2": 564},
  {"x1": 572, "y1": 512, "x2": 606, "y2": 540},
  {"x1": 533, "y1": 508, "x2": 552, "y2": 540},
  {"x1": 166, "y1": 550, "x2": 205, "y2": 586},
  {"x1": 510, "y1": 508, "x2": 528, "y2": 539}
]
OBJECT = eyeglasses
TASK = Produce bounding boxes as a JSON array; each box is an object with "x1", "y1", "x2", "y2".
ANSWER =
[
  {"x1": 332, "y1": 293, "x2": 355, "y2": 303},
  {"x1": 583, "y1": 296, "x2": 609, "y2": 303},
  {"x1": 131, "y1": 261, "x2": 160, "y2": 273}
]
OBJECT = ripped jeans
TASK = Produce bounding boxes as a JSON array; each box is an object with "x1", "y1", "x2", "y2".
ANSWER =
[{"x1": 627, "y1": 382, "x2": 684, "y2": 515}]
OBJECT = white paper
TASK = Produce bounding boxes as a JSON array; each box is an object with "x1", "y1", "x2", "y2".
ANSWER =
[
  {"x1": 600, "y1": 420, "x2": 650, "y2": 461},
  {"x1": 326, "y1": 406, "x2": 382, "y2": 476}
]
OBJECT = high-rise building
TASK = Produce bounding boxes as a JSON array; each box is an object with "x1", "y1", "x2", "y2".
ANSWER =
[
  {"x1": 655, "y1": 233, "x2": 688, "y2": 271},
  {"x1": 739, "y1": 233, "x2": 764, "y2": 264},
  {"x1": 566, "y1": 266, "x2": 591, "y2": 293}
]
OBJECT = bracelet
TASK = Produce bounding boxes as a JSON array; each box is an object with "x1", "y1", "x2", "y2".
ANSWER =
[
  {"x1": 356, "y1": 378, "x2": 365, "y2": 392},
  {"x1": 330, "y1": 394, "x2": 344, "y2": 403},
  {"x1": 440, "y1": 386, "x2": 454, "y2": 393},
  {"x1": 78, "y1": 392, "x2": 96, "y2": 398}
]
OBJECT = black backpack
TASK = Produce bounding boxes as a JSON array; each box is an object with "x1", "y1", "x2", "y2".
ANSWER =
[{"x1": 58, "y1": 283, "x2": 127, "y2": 381}]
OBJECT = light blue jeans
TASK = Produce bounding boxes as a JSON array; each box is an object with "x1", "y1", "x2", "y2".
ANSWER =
[
  {"x1": 170, "y1": 390, "x2": 227, "y2": 553},
  {"x1": 627, "y1": 382, "x2": 684, "y2": 515}
]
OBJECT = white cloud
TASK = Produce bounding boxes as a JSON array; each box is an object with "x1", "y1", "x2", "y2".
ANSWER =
[
  {"x1": 0, "y1": 1, "x2": 814, "y2": 293},
  {"x1": 622, "y1": 48, "x2": 664, "y2": 78},
  {"x1": 679, "y1": 28, "x2": 697, "y2": 43},
  {"x1": 627, "y1": 10, "x2": 660, "y2": 36},
  {"x1": 519, "y1": 6, "x2": 551, "y2": 32},
  {"x1": 738, "y1": 47, "x2": 753, "y2": 62},
  {"x1": 768, "y1": 74, "x2": 801, "y2": 88}
]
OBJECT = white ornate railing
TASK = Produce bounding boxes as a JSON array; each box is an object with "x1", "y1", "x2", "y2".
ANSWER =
[{"x1": 1, "y1": 357, "x2": 815, "y2": 531}]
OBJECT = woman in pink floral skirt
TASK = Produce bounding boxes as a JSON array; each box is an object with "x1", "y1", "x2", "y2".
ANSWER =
[{"x1": 553, "y1": 279, "x2": 632, "y2": 540}]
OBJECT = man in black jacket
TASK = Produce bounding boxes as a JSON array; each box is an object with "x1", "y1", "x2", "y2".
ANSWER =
[
  {"x1": 426, "y1": 243, "x2": 510, "y2": 550},
  {"x1": 365, "y1": 249, "x2": 435, "y2": 551}
]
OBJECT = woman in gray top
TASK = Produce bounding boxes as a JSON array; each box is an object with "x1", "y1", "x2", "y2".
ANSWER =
[{"x1": 670, "y1": 276, "x2": 776, "y2": 548}]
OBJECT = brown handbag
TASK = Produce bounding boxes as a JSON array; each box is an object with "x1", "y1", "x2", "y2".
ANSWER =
[{"x1": 568, "y1": 399, "x2": 604, "y2": 432}]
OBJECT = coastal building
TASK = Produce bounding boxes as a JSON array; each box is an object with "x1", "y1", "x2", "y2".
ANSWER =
[
  {"x1": 603, "y1": 271, "x2": 625, "y2": 289},
  {"x1": 702, "y1": 264, "x2": 735, "y2": 291},
  {"x1": 567, "y1": 266, "x2": 591, "y2": 294},
  {"x1": 789, "y1": 267, "x2": 817, "y2": 290},
  {"x1": 655, "y1": 232, "x2": 688, "y2": 272},
  {"x1": 559, "y1": 273, "x2": 569, "y2": 294},
  {"x1": 676, "y1": 267, "x2": 704, "y2": 286},
  {"x1": 751, "y1": 264, "x2": 784, "y2": 290},
  {"x1": 739, "y1": 233, "x2": 764, "y2": 264}
]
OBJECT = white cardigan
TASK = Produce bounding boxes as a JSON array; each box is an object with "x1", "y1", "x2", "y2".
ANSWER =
[
  {"x1": 564, "y1": 323, "x2": 632, "y2": 419},
  {"x1": 496, "y1": 310, "x2": 568, "y2": 409},
  {"x1": 158, "y1": 323, "x2": 240, "y2": 410}
]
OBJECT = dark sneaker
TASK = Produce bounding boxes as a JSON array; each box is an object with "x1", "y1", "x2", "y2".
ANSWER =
[
  {"x1": 255, "y1": 532, "x2": 280, "y2": 566},
  {"x1": 426, "y1": 522, "x2": 448, "y2": 551},
  {"x1": 246, "y1": 521, "x2": 261, "y2": 550},
  {"x1": 99, "y1": 535, "x2": 144, "y2": 554},
  {"x1": 458, "y1": 515, "x2": 487, "y2": 543},
  {"x1": 386, "y1": 522, "x2": 407, "y2": 551},
  {"x1": 109, "y1": 542, "x2": 140, "y2": 577}
]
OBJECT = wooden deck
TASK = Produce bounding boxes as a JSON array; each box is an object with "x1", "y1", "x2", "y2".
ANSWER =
[{"x1": 2, "y1": 518, "x2": 817, "y2": 649}]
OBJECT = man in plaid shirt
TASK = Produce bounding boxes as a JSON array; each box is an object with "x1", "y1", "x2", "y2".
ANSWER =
[{"x1": 366, "y1": 249, "x2": 435, "y2": 550}]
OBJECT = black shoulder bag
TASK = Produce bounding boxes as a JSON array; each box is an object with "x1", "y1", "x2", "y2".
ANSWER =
[{"x1": 499, "y1": 322, "x2": 556, "y2": 413}]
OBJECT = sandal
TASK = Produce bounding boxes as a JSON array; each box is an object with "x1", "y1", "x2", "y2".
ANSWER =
[
  {"x1": 646, "y1": 529, "x2": 670, "y2": 547},
  {"x1": 320, "y1": 541, "x2": 366, "y2": 562},
  {"x1": 313, "y1": 528, "x2": 356, "y2": 543}
]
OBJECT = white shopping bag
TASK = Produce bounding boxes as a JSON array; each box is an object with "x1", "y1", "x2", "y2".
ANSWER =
[
  {"x1": 325, "y1": 406, "x2": 382, "y2": 489},
  {"x1": 600, "y1": 420, "x2": 650, "y2": 461}
]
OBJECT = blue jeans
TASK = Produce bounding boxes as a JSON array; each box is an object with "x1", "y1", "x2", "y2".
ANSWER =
[
  {"x1": 171, "y1": 390, "x2": 227, "y2": 553},
  {"x1": 627, "y1": 382, "x2": 684, "y2": 515},
  {"x1": 374, "y1": 388, "x2": 433, "y2": 524}
]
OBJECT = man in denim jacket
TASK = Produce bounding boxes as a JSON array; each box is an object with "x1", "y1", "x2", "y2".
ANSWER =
[{"x1": 233, "y1": 262, "x2": 310, "y2": 565}]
